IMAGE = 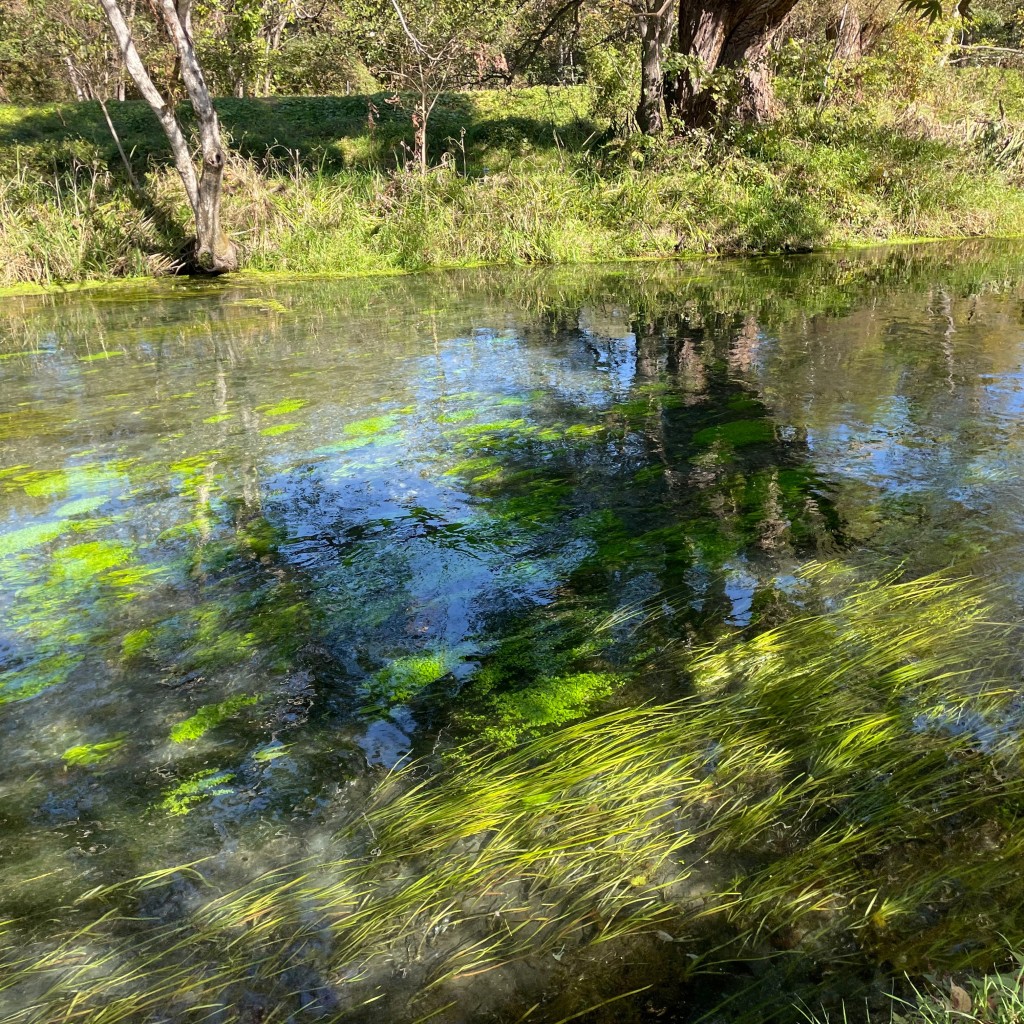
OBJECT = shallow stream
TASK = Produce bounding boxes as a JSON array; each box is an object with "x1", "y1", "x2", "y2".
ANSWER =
[{"x1": 4, "y1": 243, "x2": 1024, "y2": 1021}]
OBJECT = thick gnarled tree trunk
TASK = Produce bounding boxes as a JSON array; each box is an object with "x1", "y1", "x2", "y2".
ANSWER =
[
  {"x1": 636, "y1": 0, "x2": 676, "y2": 134},
  {"x1": 666, "y1": 0, "x2": 799, "y2": 128},
  {"x1": 98, "y1": 0, "x2": 238, "y2": 273}
]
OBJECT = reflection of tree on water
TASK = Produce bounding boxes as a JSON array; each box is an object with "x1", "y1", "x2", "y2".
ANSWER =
[{"x1": 448, "y1": 301, "x2": 845, "y2": 743}]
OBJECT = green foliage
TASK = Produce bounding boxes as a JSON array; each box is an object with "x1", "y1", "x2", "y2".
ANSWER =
[
  {"x1": 805, "y1": 953, "x2": 1024, "y2": 1022},
  {"x1": 169, "y1": 694, "x2": 260, "y2": 743},
  {"x1": 0, "y1": 521, "x2": 65, "y2": 557},
  {"x1": 694, "y1": 418, "x2": 776, "y2": 448},
  {"x1": 61, "y1": 737, "x2": 125, "y2": 766},
  {"x1": 481, "y1": 671, "x2": 621, "y2": 746},
  {"x1": 342, "y1": 413, "x2": 400, "y2": 436},
  {"x1": 4, "y1": 62, "x2": 1024, "y2": 287},
  {"x1": 362, "y1": 650, "x2": 465, "y2": 710},
  {"x1": 159, "y1": 768, "x2": 236, "y2": 815},
  {"x1": 120, "y1": 627, "x2": 154, "y2": 659},
  {"x1": 5, "y1": 568, "x2": 1024, "y2": 1020},
  {"x1": 53, "y1": 540, "x2": 130, "y2": 581}
]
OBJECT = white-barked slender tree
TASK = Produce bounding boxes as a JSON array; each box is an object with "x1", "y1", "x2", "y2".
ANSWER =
[{"x1": 97, "y1": 0, "x2": 238, "y2": 272}]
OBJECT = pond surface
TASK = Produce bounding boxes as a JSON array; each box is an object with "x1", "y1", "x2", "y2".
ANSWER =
[{"x1": 3, "y1": 242, "x2": 1024, "y2": 1020}]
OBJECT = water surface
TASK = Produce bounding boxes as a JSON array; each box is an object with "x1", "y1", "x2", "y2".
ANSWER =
[{"x1": 3, "y1": 242, "x2": 1024, "y2": 1018}]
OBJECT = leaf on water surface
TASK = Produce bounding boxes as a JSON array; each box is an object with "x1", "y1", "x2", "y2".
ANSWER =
[
  {"x1": 261, "y1": 422, "x2": 299, "y2": 436},
  {"x1": 203, "y1": 413, "x2": 233, "y2": 425}
]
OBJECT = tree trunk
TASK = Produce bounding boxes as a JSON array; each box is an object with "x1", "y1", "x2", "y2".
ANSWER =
[
  {"x1": 666, "y1": 0, "x2": 799, "y2": 128},
  {"x1": 262, "y1": 7, "x2": 289, "y2": 96},
  {"x1": 63, "y1": 55, "x2": 91, "y2": 101},
  {"x1": 98, "y1": 0, "x2": 238, "y2": 273},
  {"x1": 636, "y1": 0, "x2": 676, "y2": 134},
  {"x1": 156, "y1": 0, "x2": 238, "y2": 272},
  {"x1": 939, "y1": 0, "x2": 970, "y2": 66},
  {"x1": 826, "y1": 3, "x2": 863, "y2": 60}
]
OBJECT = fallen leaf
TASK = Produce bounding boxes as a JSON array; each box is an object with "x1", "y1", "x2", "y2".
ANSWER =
[{"x1": 950, "y1": 982, "x2": 972, "y2": 1015}]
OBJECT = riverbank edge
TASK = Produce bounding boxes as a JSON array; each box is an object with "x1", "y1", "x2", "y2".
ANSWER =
[{"x1": 1, "y1": 231, "x2": 1016, "y2": 301}]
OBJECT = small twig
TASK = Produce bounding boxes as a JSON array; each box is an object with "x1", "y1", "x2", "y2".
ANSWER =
[{"x1": 97, "y1": 95, "x2": 142, "y2": 192}]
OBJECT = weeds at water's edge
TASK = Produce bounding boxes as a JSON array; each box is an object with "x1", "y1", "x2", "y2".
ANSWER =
[{"x1": 2, "y1": 564, "x2": 1024, "y2": 1022}]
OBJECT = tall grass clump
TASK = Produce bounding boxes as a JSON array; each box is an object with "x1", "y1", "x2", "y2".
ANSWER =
[
  {"x1": 1, "y1": 564, "x2": 1023, "y2": 1022},
  {"x1": 0, "y1": 156, "x2": 185, "y2": 286}
]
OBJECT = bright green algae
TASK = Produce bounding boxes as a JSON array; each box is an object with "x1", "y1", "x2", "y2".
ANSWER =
[{"x1": 3, "y1": 242, "x2": 1024, "y2": 1021}]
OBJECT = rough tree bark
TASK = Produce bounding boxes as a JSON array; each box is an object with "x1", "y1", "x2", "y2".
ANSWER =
[
  {"x1": 636, "y1": 0, "x2": 676, "y2": 134},
  {"x1": 826, "y1": 2, "x2": 885, "y2": 61},
  {"x1": 666, "y1": 0, "x2": 800, "y2": 128},
  {"x1": 97, "y1": 0, "x2": 238, "y2": 272},
  {"x1": 827, "y1": 3, "x2": 862, "y2": 60}
]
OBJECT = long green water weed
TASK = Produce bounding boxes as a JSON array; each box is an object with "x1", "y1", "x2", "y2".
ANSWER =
[{"x1": 1, "y1": 567, "x2": 1022, "y2": 1021}]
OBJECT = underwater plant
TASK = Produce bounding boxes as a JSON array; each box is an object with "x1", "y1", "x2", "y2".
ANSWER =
[{"x1": 1, "y1": 566, "x2": 1021, "y2": 1022}]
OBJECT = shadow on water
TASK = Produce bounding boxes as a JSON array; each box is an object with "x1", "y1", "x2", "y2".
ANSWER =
[{"x1": 3, "y1": 241, "x2": 1024, "y2": 1021}]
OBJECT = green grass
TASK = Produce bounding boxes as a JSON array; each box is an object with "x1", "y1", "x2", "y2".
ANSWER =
[
  {"x1": 3, "y1": 565, "x2": 1024, "y2": 1022},
  {"x1": 3, "y1": 71, "x2": 1024, "y2": 287},
  {"x1": 802, "y1": 952, "x2": 1024, "y2": 1022}
]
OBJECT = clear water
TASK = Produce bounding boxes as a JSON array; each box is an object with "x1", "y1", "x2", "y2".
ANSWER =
[{"x1": 3, "y1": 241, "x2": 1024, "y2": 1016}]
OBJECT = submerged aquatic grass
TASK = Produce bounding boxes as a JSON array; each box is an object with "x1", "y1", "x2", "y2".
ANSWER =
[{"x1": 2, "y1": 566, "x2": 1022, "y2": 1022}]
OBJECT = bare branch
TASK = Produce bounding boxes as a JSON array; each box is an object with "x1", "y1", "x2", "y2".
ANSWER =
[
  {"x1": 389, "y1": 0, "x2": 430, "y2": 56},
  {"x1": 97, "y1": 0, "x2": 199, "y2": 212}
]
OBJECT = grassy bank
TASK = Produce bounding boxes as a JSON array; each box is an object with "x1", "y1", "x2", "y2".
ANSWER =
[{"x1": 4, "y1": 60, "x2": 1024, "y2": 287}]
